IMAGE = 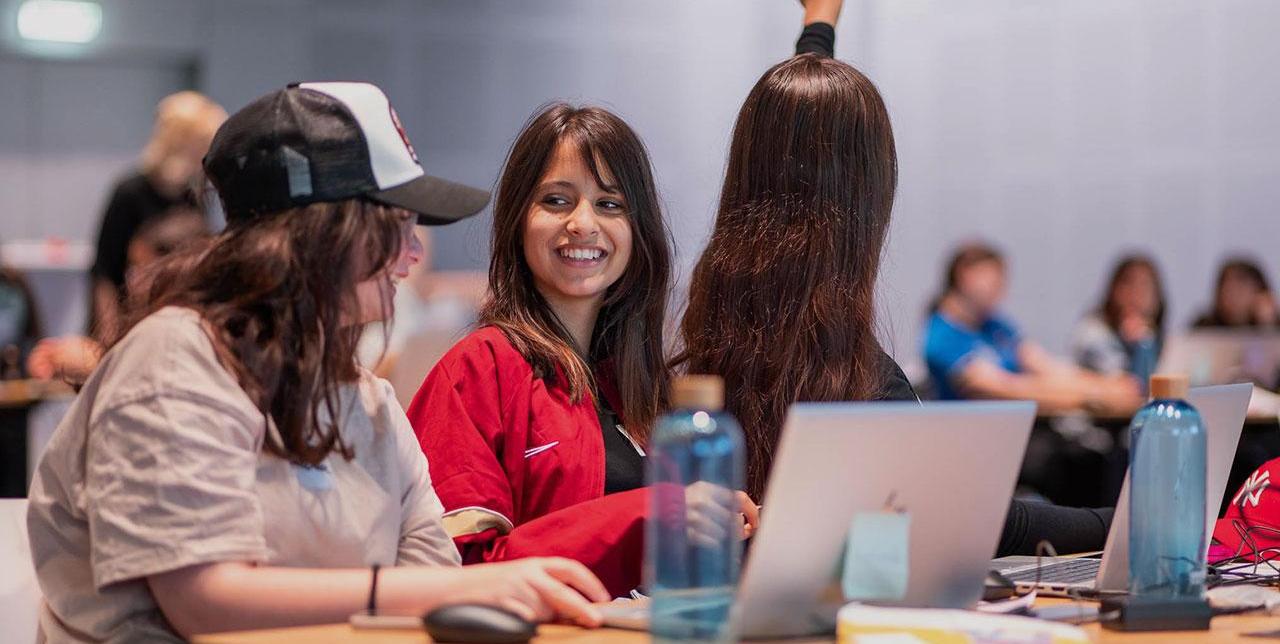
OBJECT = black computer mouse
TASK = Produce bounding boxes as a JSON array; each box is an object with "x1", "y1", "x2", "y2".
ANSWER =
[{"x1": 423, "y1": 604, "x2": 537, "y2": 644}]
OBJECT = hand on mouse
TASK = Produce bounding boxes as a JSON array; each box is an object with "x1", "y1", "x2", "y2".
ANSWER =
[{"x1": 450, "y1": 558, "x2": 609, "y2": 627}]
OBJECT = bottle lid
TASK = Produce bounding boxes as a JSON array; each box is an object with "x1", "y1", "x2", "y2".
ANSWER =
[
  {"x1": 1149, "y1": 374, "x2": 1189, "y2": 400},
  {"x1": 671, "y1": 375, "x2": 724, "y2": 411}
]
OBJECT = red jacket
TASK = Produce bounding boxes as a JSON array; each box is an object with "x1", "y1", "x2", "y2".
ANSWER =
[{"x1": 406, "y1": 326, "x2": 647, "y2": 596}]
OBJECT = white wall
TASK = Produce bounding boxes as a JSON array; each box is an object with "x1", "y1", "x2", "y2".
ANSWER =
[
  {"x1": 858, "y1": 0, "x2": 1280, "y2": 368},
  {"x1": 1, "y1": 0, "x2": 1277, "y2": 367}
]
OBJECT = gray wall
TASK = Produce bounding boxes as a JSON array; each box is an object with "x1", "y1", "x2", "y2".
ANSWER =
[
  {"x1": 861, "y1": 0, "x2": 1280, "y2": 369},
  {"x1": 1, "y1": 0, "x2": 1277, "y2": 367}
]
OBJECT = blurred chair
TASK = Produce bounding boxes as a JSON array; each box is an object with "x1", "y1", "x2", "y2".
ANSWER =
[{"x1": 0, "y1": 498, "x2": 39, "y2": 643}]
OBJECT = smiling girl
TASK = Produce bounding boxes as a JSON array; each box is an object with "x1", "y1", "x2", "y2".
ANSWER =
[{"x1": 407, "y1": 104, "x2": 736, "y2": 596}]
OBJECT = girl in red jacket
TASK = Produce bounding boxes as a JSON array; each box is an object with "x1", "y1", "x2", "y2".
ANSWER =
[{"x1": 407, "y1": 104, "x2": 756, "y2": 596}]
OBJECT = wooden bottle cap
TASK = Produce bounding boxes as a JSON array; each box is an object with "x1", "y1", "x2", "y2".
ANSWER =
[
  {"x1": 671, "y1": 375, "x2": 724, "y2": 411},
  {"x1": 1150, "y1": 374, "x2": 1189, "y2": 400}
]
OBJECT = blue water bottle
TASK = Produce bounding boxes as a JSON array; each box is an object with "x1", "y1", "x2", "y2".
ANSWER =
[
  {"x1": 645, "y1": 375, "x2": 746, "y2": 643},
  {"x1": 1130, "y1": 337, "x2": 1158, "y2": 396},
  {"x1": 1118, "y1": 374, "x2": 1210, "y2": 629}
]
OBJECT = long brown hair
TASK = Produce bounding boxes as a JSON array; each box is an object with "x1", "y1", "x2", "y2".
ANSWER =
[
  {"x1": 1210, "y1": 257, "x2": 1275, "y2": 326},
  {"x1": 482, "y1": 104, "x2": 672, "y2": 440},
  {"x1": 676, "y1": 54, "x2": 898, "y2": 498},
  {"x1": 122, "y1": 198, "x2": 403, "y2": 465},
  {"x1": 1099, "y1": 254, "x2": 1166, "y2": 342}
]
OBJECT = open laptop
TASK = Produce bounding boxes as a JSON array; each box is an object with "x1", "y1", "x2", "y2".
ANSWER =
[
  {"x1": 992, "y1": 383, "x2": 1252, "y2": 595},
  {"x1": 602, "y1": 401, "x2": 1036, "y2": 639},
  {"x1": 1159, "y1": 332, "x2": 1280, "y2": 389}
]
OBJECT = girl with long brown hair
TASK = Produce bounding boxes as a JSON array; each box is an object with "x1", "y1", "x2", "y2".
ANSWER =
[
  {"x1": 26, "y1": 83, "x2": 607, "y2": 642},
  {"x1": 407, "y1": 103, "x2": 757, "y2": 597},
  {"x1": 678, "y1": 0, "x2": 1117, "y2": 556}
]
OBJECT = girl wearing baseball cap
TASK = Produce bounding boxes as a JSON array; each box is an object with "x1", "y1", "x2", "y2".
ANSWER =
[{"x1": 26, "y1": 82, "x2": 607, "y2": 642}]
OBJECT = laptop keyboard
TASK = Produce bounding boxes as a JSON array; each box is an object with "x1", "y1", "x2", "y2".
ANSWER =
[{"x1": 1003, "y1": 558, "x2": 1101, "y2": 584}]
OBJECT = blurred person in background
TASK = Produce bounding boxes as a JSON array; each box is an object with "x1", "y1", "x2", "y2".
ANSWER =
[
  {"x1": 923, "y1": 242, "x2": 1141, "y2": 412},
  {"x1": 1193, "y1": 257, "x2": 1279, "y2": 329},
  {"x1": 0, "y1": 246, "x2": 42, "y2": 379},
  {"x1": 88, "y1": 91, "x2": 226, "y2": 343},
  {"x1": 1071, "y1": 254, "x2": 1167, "y2": 387},
  {"x1": 28, "y1": 207, "x2": 211, "y2": 384}
]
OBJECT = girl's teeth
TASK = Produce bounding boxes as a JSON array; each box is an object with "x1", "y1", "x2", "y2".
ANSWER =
[{"x1": 562, "y1": 249, "x2": 601, "y2": 260}]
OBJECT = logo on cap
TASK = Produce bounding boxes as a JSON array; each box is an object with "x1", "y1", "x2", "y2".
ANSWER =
[
  {"x1": 388, "y1": 106, "x2": 420, "y2": 166},
  {"x1": 1235, "y1": 469, "x2": 1272, "y2": 508}
]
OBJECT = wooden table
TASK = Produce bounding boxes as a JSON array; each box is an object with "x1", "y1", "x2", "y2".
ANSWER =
[
  {"x1": 193, "y1": 599, "x2": 1280, "y2": 643},
  {"x1": 0, "y1": 379, "x2": 73, "y2": 409}
]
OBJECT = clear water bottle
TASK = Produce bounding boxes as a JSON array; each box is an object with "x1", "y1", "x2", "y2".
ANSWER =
[
  {"x1": 1128, "y1": 374, "x2": 1207, "y2": 600},
  {"x1": 645, "y1": 375, "x2": 746, "y2": 643}
]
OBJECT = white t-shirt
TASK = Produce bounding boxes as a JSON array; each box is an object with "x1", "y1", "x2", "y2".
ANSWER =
[{"x1": 26, "y1": 307, "x2": 460, "y2": 643}]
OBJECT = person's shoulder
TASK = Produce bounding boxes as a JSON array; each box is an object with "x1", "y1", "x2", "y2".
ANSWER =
[
  {"x1": 435, "y1": 325, "x2": 532, "y2": 379},
  {"x1": 871, "y1": 347, "x2": 919, "y2": 403},
  {"x1": 1190, "y1": 312, "x2": 1219, "y2": 329},
  {"x1": 96, "y1": 307, "x2": 245, "y2": 409},
  {"x1": 923, "y1": 312, "x2": 968, "y2": 348},
  {"x1": 116, "y1": 306, "x2": 210, "y2": 354},
  {"x1": 443, "y1": 326, "x2": 519, "y2": 358},
  {"x1": 108, "y1": 170, "x2": 155, "y2": 201},
  {"x1": 985, "y1": 314, "x2": 1021, "y2": 335},
  {"x1": 924, "y1": 311, "x2": 959, "y2": 334}
]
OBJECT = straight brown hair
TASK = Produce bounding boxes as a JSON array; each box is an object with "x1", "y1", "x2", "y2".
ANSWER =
[
  {"x1": 1099, "y1": 254, "x2": 1166, "y2": 342},
  {"x1": 676, "y1": 54, "x2": 898, "y2": 498},
  {"x1": 122, "y1": 198, "x2": 403, "y2": 465},
  {"x1": 482, "y1": 104, "x2": 672, "y2": 440}
]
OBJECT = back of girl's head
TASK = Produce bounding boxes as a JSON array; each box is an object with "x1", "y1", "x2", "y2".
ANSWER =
[
  {"x1": 484, "y1": 103, "x2": 671, "y2": 438},
  {"x1": 720, "y1": 54, "x2": 897, "y2": 223},
  {"x1": 127, "y1": 198, "x2": 405, "y2": 465},
  {"x1": 679, "y1": 54, "x2": 897, "y2": 498}
]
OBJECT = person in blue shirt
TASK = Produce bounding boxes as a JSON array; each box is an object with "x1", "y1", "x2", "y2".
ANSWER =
[{"x1": 923, "y1": 242, "x2": 1139, "y2": 412}]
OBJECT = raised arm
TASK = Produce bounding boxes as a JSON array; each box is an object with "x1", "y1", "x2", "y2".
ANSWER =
[
  {"x1": 800, "y1": 0, "x2": 843, "y2": 26},
  {"x1": 795, "y1": 0, "x2": 843, "y2": 57}
]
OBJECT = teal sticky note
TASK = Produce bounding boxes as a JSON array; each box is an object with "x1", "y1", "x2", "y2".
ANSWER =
[{"x1": 842, "y1": 511, "x2": 910, "y2": 602}]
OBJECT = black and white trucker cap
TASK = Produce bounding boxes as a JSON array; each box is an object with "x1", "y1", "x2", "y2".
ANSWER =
[{"x1": 204, "y1": 81, "x2": 489, "y2": 226}]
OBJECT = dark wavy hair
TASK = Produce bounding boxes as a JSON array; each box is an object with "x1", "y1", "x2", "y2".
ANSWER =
[
  {"x1": 676, "y1": 54, "x2": 898, "y2": 498},
  {"x1": 481, "y1": 103, "x2": 672, "y2": 441},
  {"x1": 121, "y1": 198, "x2": 403, "y2": 465}
]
